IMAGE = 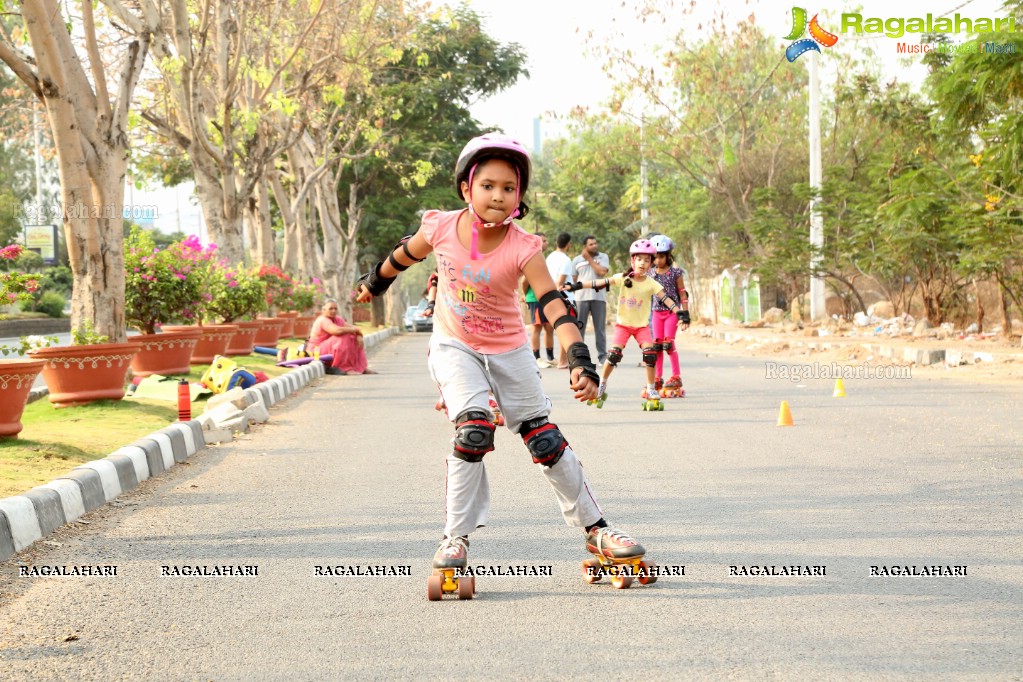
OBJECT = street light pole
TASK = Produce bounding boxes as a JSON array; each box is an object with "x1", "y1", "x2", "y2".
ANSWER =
[
  {"x1": 640, "y1": 116, "x2": 649, "y2": 236},
  {"x1": 808, "y1": 50, "x2": 826, "y2": 322}
]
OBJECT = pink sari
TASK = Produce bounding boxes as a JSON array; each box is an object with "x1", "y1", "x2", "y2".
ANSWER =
[{"x1": 308, "y1": 315, "x2": 368, "y2": 374}]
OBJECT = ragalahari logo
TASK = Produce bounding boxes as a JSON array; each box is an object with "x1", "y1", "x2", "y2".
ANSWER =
[{"x1": 785, "y1": 7, "x2": 839, "y2": 62}]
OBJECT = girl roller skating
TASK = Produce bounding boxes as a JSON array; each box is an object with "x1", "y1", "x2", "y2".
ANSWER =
[
  {"x1": 565, "y1": 239, "x2": 688, "y2": 410},
  {"x1": 356, "y1": 132, "x2": 652, "y2": 599},
  {"x1": 649, "y1": 235, "x2": 690, "y2": 398}
]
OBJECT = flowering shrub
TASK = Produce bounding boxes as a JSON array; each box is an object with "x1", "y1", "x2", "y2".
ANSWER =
[
  {"x1": 207, "y1": 266, "x2": 267, "y2": 322},
  {"x1": 291, "y1": 278, "x2": 326, "y2": 314},
  {"x1": 0, "y1": 244, "x2": 41, "y2": 308},
  {"x1": 124, "y1": 227, "x2": 204, "y2": 334},
  {"x1": 256, "y1": 264, "x2": 294, "y2": 313},
  {"x1": 173, "y1": 235, "x2": 221, "y2": 325}
]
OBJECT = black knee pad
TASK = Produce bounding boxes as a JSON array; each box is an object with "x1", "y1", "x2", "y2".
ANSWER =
[
  {"x1": 642, "y1": 348, "x2": 658, "y2": 367},
  {"x1": 606, "y1": 348, "x2": 623, "y2": 367},
  {"x1": 453, "y1": 410, "x2": 495, "y2": 463},
  {"x1": 662, "y1": 339, "x2": 675, "y2": 354},
  {"x1": 518, "y1": 417, "x2": 568, "y2": 467}
]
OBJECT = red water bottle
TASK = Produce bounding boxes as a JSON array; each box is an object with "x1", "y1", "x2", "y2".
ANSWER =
[{"x1": 178, "y1": 379, "x2": 191, "y2": 421}]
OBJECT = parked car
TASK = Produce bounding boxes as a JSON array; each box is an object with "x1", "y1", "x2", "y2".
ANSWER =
[{"x1": 404, "y1": 302, "x2": 433, "y2": 332}]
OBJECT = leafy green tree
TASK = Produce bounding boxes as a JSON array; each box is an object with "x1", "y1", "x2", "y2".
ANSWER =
[
  {"x1": 340, "y1": 4, "x2": 528, "y2": 322},
  {"x1": 924, "y1": 14, "x2": 1023, "y2": 333}
]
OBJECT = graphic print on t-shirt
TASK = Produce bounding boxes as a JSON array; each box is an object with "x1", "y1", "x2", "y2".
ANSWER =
[{"x1": 435, "y1": 251, "x2": 506, "y2": 337}]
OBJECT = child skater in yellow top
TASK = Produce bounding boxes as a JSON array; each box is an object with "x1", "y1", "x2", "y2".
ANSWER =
[{"x1": 564, "y1": 238, "x2": 687, "y2": 405}]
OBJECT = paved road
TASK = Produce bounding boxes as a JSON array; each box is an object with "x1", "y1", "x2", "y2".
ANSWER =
[{"x1": 0, "y1": 332, "x2": 1020, "y2": 680}]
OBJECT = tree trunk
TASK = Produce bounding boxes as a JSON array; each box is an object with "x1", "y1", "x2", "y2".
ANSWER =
[
  {"x1": 4, "y1": 0, "x2": 154, "y2": 342},
  {"x1": 999, "y1": 278, "x2": 1013, "y2": 340},
  {"x1": 973, "y1": 278, "x2": 984, "y2": 334}
]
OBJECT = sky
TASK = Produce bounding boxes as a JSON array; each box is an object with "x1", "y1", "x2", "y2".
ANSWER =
[{"x1": 463, "y1": 0, "x2": 1011, "y2": 150}]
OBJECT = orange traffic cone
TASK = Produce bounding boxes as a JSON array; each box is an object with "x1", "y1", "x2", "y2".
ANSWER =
[
  {"x1": 777, "y1": 400, "x2": 794, "y2": 427},
  {"x1": 833, "y1": 378, "x2": 847, "y2": 398}
]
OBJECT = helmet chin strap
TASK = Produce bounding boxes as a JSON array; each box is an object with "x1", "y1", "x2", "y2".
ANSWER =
[{"x1": 465, "y1": 163, "x2": 521, "y2": 260}]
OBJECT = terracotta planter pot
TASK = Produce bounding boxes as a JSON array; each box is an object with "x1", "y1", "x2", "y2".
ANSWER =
[
  {"x1": 252, "y1": 317, "x2": 286, "y2": 347},
  {"x1": 291, "y1": 316, "x2": 316, "y2": 339},
  {"x1": 130, "y1": 329, "x2": 202, "y2": 377},
  {"x1": 276, "y1": 311, "x2": 298, "y2": 338},
  {"x1": 0, "y1": 358, "x2": 46, "y2": 437},
  {"x1": 29, "y1": 342, "x2": 142, "y2": 408},
  {"x1": 224, "y1": 320, "x2": 264, "y2": 356},
  {"x1": 162, "y1": 324, "x2": 239, "y2": 364}
]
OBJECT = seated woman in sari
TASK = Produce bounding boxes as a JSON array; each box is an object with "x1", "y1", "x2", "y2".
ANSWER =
[{"x1": 308, "y1": 298, "x2": 376, "y2": 375}]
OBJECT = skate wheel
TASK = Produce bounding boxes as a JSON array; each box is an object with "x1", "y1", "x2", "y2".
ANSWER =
[
  {"x1": 638, "y1": 560, "x2": 658, "y2": 585},
  {"x1": 427, "y1": 573, "x2": 444, "y2": 601},
  {"x1": 457, "y1": 575, "x2": 475, "y2": 599},
  {"x1": 581, "y1": 558, "x2": 603, "y2": 584},
  {"x1": 610, "y1": 573, "x2": 633, "y2": 589}
]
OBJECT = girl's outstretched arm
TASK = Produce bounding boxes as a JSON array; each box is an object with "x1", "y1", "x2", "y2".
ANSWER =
[
  {"x1": 356, "y1": 232, "x2": 434, "y2": 303},
  {"x1": 523, "y1": 254, "x2": 600, "y2": 402},
  {"x1": 655, "y1": 291, "x2": 691, "y2": 330},
  {"x1": 562, "y1": 275, "x2": 616, "y2": 292}
]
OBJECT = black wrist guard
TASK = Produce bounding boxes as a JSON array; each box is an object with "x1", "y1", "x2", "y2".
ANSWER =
[
  {"x1": 567, "y1": 341, "x2": 599, "y2": 384},
  {"x1": 358, "y1": 262, "x2": 396, "y2": 297},
  {"x1": 425, "y1": 301, "x2": 435, "y2": 313},
  {"x1": 677, "y1": 310, "x2": 691, "y2": 324},
  {"x1": 567, "y1": 281, "x2": 583, "y2": 292}
]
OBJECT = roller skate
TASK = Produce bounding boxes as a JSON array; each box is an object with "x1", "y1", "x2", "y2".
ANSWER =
[
  {"x1": 663, "y1": 375, "x2": 685, "y2": 398},
  {"x1": 580, "y1": 526, "x2": 658, "y2": 589},
  {"x1": 641, "y1": 387, "x2": 664, "y2": 411},
  {"x1": 427, "y1": 536, "x2": 475, "y2": 601},
  {"x1": 488, "y1": 395, "x2": 505, "y2": 426},
  {"x1": 587, "y1": 381, "x2": 608, "y2": 409}
]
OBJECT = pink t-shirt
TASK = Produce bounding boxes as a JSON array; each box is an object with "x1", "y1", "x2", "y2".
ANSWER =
[{"x1": 421, "y1": 209, "x2": 541, "y2": 353}]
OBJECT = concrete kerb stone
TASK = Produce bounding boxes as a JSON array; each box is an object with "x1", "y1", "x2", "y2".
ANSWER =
[
  {"x1": 0, "y1": 327, "x2": 394, "y2": 562},
  {"x1": 35, "y1": 479, "x2": 86, "y2": 524},
  {"x1": 56, "y1": 469, "x2": 106, "y2": 512},
  {"x1": 110, "y1": 446, "x2": 151, "y2": 483},
  {"x1": 22, "y1": 488, "x2": 67, "y2": 536},
  {"x1": 137, "y1": 433, "x2": 176, "y2": 472},
  {"x1": 0, "y1": 511, "x2": 17, "y2": 559},
  {"x1": 76, "y1": 459, "x2": 123, "y2": 501},
  {"x1": 0, "y1": 497, "x2": 43, "y2": 553}
]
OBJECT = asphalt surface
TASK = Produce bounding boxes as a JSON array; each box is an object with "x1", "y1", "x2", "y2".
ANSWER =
[{"x1": 0, "y1": 331, "x2": 1020, "y2": 680}]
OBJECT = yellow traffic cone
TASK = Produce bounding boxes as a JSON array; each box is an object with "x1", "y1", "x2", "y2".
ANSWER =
[
  {"x1": 833, "y1": 378, "x2": 847, "y2": 398},
  {"x1": 777, "y1": 400, "x2": 794, "y2": 427}
]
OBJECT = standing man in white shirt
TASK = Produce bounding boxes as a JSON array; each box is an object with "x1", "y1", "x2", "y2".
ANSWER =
[
  {"x1": 546, "y1": 232, "x2": 575, "y2": 368},
  {"x1": 570, "y1": 235, "x2": 610, "y2": 365}
]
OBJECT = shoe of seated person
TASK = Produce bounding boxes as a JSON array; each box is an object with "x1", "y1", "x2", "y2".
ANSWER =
[{"x1": 325, "y1": 366, "x2": 347, "y2": 376}]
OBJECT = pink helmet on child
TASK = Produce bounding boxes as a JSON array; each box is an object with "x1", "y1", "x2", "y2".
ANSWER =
[
  {"x1": 455, "y1": 133, "x2": 532, "y2": 199},
  {"x1": 629, "y1": 239, "x2": 656, "y2": 256}
]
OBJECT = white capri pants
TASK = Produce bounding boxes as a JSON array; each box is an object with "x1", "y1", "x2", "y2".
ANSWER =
[{"x1": 428, "y1": 334, "x2": 603, "y2": 539}]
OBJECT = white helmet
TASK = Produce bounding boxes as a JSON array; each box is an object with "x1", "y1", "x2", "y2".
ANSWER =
[{"x1": 652, "y1": 235, "x2": 674, "y2": 253}]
